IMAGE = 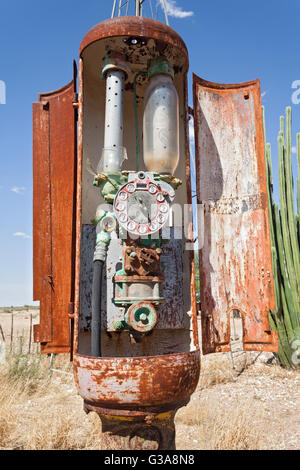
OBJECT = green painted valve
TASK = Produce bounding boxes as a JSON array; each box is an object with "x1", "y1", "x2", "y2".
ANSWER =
[{"x1": 125, "y1": 302, "x2": 158, "y2": 333}]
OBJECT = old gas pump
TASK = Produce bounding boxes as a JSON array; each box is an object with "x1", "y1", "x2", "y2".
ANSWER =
[{"x1": 33, "y1": 2, "x2": 278, "y2": 450}]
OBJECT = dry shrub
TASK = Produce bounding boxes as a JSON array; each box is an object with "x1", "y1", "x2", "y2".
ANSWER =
[
  {"x1": 197, "y1": 352, "x2": 248, "y2": 389},
  {"x1": 176, "y1": 397, "x2": 262, "y2": 450},
  {"x1": 209, "y1": 402, "x2": 262, "y2": 450},
  {"x1": 0, "y1": 351, "x2": 101, "y2": 450},
  {"x1": 1, "y1": 342, "x2": 294, "y2": 450},
  {"x1": 245, "y1": 361, "x2": 299, "y2": 379},
  {"x1": 0, "y1": 378, "x2": 15, "y2": 448},
  {"x1": 20, "y1": 405, "x2": 100, "y2": 450}
]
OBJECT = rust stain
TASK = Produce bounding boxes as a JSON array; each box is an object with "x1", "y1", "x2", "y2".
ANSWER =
[
  {"x1": 33, "y1": 79, "x2": 77, "y2": 354},
  {"x1": 33, "y1": 18, "x2": 201, "y2": 424},
  {"x1": 184, "y1": 73, "x2": 199, "y2": 349},
  {"x1": 74, "y1": 57, "x2": 84, "y2": 356},
  {"x1": 123, "y1": 242, "x2": 163, "y2": 277},
  {"x1": 193, "y1": 75, "x2": 278, "y2": 354},
  {"x1": 73, "y1": 350, "x2": 200, "y2": 408},
  {"x1": 79, "y1": 17, "x2": 189, "y2": 67}
]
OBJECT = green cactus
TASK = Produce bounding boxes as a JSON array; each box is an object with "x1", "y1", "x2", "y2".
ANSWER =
[{"x1": 263, "y1": 106, "x2": 300, "y2": 368}]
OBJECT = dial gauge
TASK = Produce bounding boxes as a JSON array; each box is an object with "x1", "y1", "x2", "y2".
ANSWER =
[
  {"x1": 113, "y1": 175, "x2": 170, "y2": 236},
  {"x1": 127, "y1": 191, "x2": 158, "y2": 224}
]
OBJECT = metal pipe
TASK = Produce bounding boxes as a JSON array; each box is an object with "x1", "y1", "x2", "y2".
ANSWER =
[
  {"x1": 104, "y1": 70, "x2": 125, "y2": 150},
  {"x1": 135, "y1": 0, "x2": 140, "y2": 16},
  {"x1": 91, "y1": 211, "x2": 115, "y2": 357},
  {"x1": 135, "y1": 0, "x2": 145, "y2": 16},
  {"x1": 134, "y1": 71, "x2": 147, "y2": 171},
  {"x1": 111, "y1": 0, "x2": 117, "y2": 18},
  {"x1": 161, "y1": 0, "x2": 169, "y2": 25},
  {"x1": 91, "y1": 259, "x2": 104, "y2": 357}
]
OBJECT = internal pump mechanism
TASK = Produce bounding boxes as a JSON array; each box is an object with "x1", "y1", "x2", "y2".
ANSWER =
[
  {"x1": 91, "y1": 53, "x2": 181, "y2": 354},
  {"x1": 112, "y1": 170, "x2": 178, "y2": 335}
]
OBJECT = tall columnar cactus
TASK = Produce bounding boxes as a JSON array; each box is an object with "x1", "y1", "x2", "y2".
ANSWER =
[{"x1": 264, "y1": 106, "x2": 300, "y2": 368}]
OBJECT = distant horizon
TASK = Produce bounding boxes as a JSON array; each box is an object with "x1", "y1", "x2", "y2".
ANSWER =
[{"x1": 0, "y1": 304, "x2": 39, "y2": 309}]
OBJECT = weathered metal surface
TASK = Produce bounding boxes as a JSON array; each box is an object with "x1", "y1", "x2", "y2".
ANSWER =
[
  {"x1": 79, "y1": 17, "x2": 188, "y2": 67},
  {"x1": 184, "y1": 74, "x2": 199, "y2": 351},
  {"x1": 95, "y1": 411, "x2": 177, "y2": 450},
  {"x1": 83, "y1": 399, "x2": 187, "y2": 417},
  {"x1": 79, "y1": 226, "x2": 189, "y2": 331},
  {"x1": 73, "y1": 19, "x2": 198, "y2": 379},
  {"x1": 123, "y1": 243, "x2": 162, "y2": 276},
  {"x1": 79, "y1": 224, "x2": 106, "y2": 331},
  {"x1": 193, "y1": 75, "x2": 278, "y2": 354},
  {"x1": 73, "y1": 350, "x2": 200, "y2": 407},
  {"x1": 33, "y1": 100, "x2": 52, "y2": 343},
  {"x1": 33, "y1": 77, "x2": 77, "y2": 354},
  {"x1": 125, "y1": 301, "x2": 158, "y2": 332}
]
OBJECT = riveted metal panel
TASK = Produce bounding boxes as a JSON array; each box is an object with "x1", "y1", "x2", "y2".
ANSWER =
[
  {"x1": 33, "y1": 71, "x2": 77, "y2": 354},
  {"x1": 193, "y1": 74, "x2": 278, "y2": 354}
]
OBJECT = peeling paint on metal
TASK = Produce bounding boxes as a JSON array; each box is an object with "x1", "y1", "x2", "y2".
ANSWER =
[
  {"x1": 193, "y1": 75, "x2": 278, "y2": 354},
  {"x1": 73, "y1": 350, "x2": 200, "y2": 407}
]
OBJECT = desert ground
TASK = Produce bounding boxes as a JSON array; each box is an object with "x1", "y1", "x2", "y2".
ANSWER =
[{"x1": 0, "y1": 308, "x2": 299, "y2": 450}]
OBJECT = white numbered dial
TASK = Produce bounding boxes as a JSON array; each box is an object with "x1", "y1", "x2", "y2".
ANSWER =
[{"x1": 113, "y1": 175, "x2": 170, "y2": 236}]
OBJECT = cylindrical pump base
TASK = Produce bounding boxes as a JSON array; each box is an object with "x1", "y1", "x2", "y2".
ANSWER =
[{"x1": 84, "y1": 403, "x2": 179, "y2": 450}]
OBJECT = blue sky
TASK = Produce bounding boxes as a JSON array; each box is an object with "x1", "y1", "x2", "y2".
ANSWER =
[{"x1": 0, "y1": 0, "x2": 299, "y2": 306}]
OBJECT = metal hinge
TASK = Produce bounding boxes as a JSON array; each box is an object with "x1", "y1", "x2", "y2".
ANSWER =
[
  {"x1": 73, "y1": 93, "x2": 79, "y2": 108},
  {"x1": 68, "y1": 302, "x2": 75, "y2": 319},
  {"x1": 68, "y1": 302, "x2": 75, "y2": 361},
  {"x1": 72, "y1": 94, "x2": 79, "y2": 122}
]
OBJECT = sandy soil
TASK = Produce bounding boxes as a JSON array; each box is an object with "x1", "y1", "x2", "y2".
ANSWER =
[
  {"x1": 0, "y1": 310, "x2": 299, "y2": 450},
  {"x1": 176, "y1": 358, "x2": 300, "y2": 450}
]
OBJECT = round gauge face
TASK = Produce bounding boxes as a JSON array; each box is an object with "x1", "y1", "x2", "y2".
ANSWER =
[
  {"x1": 127, "y1": 191, "x2": 158, "y2": 225},
  {"x1": 113, "y1": 176, "x2": 170, "y2": 236}
]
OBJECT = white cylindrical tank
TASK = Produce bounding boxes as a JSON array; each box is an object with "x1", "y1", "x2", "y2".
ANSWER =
[
  {"x1": 99, "y1": 53, "x2": 130, "y2": 173},
  {"x1": 143, "y1": 59, "x2": 179, "y2": 175},
  {"x1": 104, "y1": 70, "x2": 125, "y2": 151},
  {"x1": 101, "y1": 70, "x2": 125, "y2": 172}
]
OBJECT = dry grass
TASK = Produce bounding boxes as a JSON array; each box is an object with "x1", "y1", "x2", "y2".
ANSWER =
[
  {"x1": 0, "y1": 351, "x2": 102, "y2": 450},
  {"x1": 176, "y1": 398, "x2": 262, "y2": 450},
  {"x1": 0, "y1": 347, "x2": 263, "y2": 450},
  {"x1": 0, "y1": 337, "x2": 298, "y2": 450}
]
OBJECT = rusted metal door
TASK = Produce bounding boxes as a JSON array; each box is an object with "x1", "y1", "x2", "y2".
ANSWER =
[
  {"x1": 193, "y1": 74, "x2": 278, "y2": 354},
  {"x1": 33, "y1": 64, "x2": 77, "y2": 354}
]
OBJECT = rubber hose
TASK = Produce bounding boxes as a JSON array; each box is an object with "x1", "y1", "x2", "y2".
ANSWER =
[{"x1": 91, "y1": 259, "x2": 104, "y2": 357}]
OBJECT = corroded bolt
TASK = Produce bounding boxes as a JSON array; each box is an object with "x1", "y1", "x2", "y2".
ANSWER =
[
  {"x1": 145, "y1": 414, "x2": 155, "y2": 425},
  {"x1": 130, "y1": 252, "x2": 137, "y2": 258},
  {"x1": 114, "y1": 321, "x2": 123, "y2": 331}
]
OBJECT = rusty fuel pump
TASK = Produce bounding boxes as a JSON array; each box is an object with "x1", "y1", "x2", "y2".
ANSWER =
[{"x1": 33, "y1": 3, "x2": 278, "y2": 450}]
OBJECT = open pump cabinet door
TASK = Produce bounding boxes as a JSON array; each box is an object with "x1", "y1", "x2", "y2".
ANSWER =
[
  {"x1": 192, "y1": 74, "x2": 278, "y2": 355},
  {"x1": 32, "y1": 63, "x2": 78, "y2": 354}
]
